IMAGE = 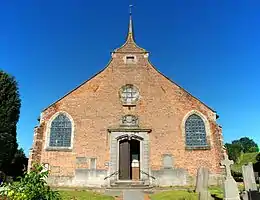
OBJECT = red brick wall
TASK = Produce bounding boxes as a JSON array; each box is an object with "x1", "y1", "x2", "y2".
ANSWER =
[{"x1": 29, "y1": 40, "x2": 224, "y2": 178}]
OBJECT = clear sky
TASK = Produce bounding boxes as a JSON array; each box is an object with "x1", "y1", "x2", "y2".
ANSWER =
[{"x1": 1, "y1": 1, "x2": 260, "y2": 156}]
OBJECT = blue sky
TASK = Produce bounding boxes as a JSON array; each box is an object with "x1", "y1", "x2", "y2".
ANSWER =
[{"x1": 1, "y1": 1, "x2": 260, "y2": 156}]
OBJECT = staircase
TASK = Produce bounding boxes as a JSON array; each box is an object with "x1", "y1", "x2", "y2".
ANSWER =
[
  {"x1": 110, "y1": 180, "x2": 151, "y2": 189},
  {"x1": 105, "y1": 180, "x2": 154, "y2": 198}
]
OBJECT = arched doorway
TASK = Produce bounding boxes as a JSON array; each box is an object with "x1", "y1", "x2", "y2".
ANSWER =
[{"x1": 119, "y1": 139, "x2": 140, "y2": 180}]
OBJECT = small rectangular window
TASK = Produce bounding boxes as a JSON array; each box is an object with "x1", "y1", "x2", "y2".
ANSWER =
[
  {"x1": 125, "y1": 56, "x2": 136, "y2": 64},
  {"x1": 126, "y1": 56, "x2": 135, "y2": 60}
]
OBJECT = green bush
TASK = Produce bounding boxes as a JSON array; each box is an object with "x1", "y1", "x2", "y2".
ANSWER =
[{"x1": 0, "y1": 163, "x2": 61, "y2": 200}]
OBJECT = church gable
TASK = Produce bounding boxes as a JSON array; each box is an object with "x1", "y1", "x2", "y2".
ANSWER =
[{"x1": 41, "y1": 12, "x2": 216, "y2": 122}]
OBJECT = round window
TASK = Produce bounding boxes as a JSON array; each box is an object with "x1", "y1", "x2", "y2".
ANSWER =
[{"x1": 120, "y1": 84, "x2": 139, "y2": 105}]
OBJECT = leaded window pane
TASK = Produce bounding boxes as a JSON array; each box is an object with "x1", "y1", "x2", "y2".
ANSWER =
[
  {"x1": 120, "y1": 85, "x2": 139, "y2": 104},
  {"x1": 185, "y1": 114, "x2": 207, "y2": 147},
  {"x1": 49, "y1": 114, "x2": 72, "y2": 147}
]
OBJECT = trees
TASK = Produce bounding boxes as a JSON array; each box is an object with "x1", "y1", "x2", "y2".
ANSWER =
[
  {"x1": 225, "y1": 137, "x2": 259, "y2": 162},
  {"x1": 232, "y1": 137, "x2": 259, "y2": 153},
  {"x1": 9, "y1": 148, "x2": 28, "y2": 180},
  {"x1": 225, "y1": 143, "x2": 243, "y2": 162},
  {"x1": 0, "y1": 70, "x2": 21, "y2": 173}
]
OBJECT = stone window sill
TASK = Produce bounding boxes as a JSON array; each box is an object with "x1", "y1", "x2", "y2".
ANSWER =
[
  {"x1": 122, "y1": 103, "x2": 137, "y2": 107},
  {"x1": 185, "y1": 146, "x2": 211, "y2": 150},
  {"x1": 45, "y1": 147, "x2": 72, "y2": 152}
]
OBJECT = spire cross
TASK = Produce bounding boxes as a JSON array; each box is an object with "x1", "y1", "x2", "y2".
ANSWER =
[
  {"x1": 129, "y1": 4, "x2": 133, "y2": 15},
  {"x1": 221, "y1": 152, "x2": 234, "y2": 178}
]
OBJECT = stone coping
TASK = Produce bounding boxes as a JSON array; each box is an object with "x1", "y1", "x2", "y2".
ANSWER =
[
  {"x1": 108, "y1": 128, "x2": 152, "y2": 133},
  {"x1": 185, "y1": 146, "x2": 211, "y2": 151},
  {"x1": 45, "y1": 147, "x2": 73, "y2": 152}
]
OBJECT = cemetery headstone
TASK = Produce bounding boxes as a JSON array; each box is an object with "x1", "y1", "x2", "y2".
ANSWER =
[
  {"x1": 195, "y1": 167, "x2": 204, "y2": 193},
  {"x1": 195, "y1": 167, "x2": 213, "y2": 200},
  {"x1": 220, "y1": 153, "x2": 240, "y2": 200},
  {"x1": 242, "y1": 162, "x2": 257, "y2": 191},
  {"x1": 240, "y1": 163, "x2": 260, "y2": 200}
]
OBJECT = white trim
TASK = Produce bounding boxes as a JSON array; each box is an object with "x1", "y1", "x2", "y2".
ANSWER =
[
  {"x1": 44, "y1": 111, "x2": 75, "y2": 150},
  {"x1": 181, "y1": 110, "x2": 212, "y2": 147}
]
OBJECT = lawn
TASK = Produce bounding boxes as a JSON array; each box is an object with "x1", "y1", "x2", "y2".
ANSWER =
[
  {"x1": 59, "y1": 190, "x2": 114, "y2": 200},
  {"x1": 150, "y1": 190, "x2": 198, "y2": 200},
  {"x1": 208, "y1": 186, "x2": 223, "y2": 199}
]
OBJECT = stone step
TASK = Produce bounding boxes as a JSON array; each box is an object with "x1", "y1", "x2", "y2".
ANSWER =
[
  {"x1": 110, "y1": 184, "x2": 150, "y2": 189},
  {"x1": 113, "y1": 180, "x2": 146, "y2": 186}
]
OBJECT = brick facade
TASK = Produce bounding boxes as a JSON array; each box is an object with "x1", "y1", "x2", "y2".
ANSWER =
[{"x1": 28, "y1": 16, "x2": 224, "y2": 187}]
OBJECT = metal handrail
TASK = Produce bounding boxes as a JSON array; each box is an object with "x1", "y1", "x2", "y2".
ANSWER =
[
  {"x1": 104, "y1": 170, "x2": 119, "y2": 180},
  {"x1": 140, "y1": 170, "x2": 156, "y2": 180}
]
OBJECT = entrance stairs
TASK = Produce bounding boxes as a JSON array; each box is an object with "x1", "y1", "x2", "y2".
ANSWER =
[
  {"x1": 105, "y1": 180, "x2": 154, "y2": 198},
  {"x1": 111, "y1": 180, "x2": 152, "y2": 189}
]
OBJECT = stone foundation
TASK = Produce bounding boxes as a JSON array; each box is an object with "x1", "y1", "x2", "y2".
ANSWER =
[
  {"x1": 151, "y1": 168, "x2": 188, "y2": 186},
  {"x1": 47, "y1": 169, "x2": 108, "y2": 187},
  {"x1": 47, "y1": 168, "x2": 223, "y2": 188}
]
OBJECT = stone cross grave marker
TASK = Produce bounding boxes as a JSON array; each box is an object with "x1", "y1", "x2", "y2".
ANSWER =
[
  {"x1": 220, "y1": 152, "x2": 240, "y2": 200},
  {"x1": 195, "y1": 167, "x2": 213, "y2": 200},
  {"x1": 242, "y1": 162, "x2": 258, "y2": 191}
]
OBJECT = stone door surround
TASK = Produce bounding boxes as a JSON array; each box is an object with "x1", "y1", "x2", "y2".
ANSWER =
[{"x1": 108, "y1": 128, "x2": 151, "y2": 184}]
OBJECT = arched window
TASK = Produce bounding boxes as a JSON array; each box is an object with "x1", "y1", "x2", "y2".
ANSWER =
[
  {"x1": 49, "y1": 113, "x2": 72, "y2": 147},
  {"x1": 185, "y1": 114, "x2": 207, "y2": 147}
]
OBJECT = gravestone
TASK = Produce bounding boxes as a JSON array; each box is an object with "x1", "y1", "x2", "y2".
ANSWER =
[
  {"x1": 242, "y1": 162, "x2": 257, "y2": 191},
  {"x1": 195, "y1": 167, "x2": 205, "y2": 193},
  {"x1": 220, "y1": 153, "x2": 240, "y2": 200},
  {"x1": 195, "y1": 167, "x2": 213, "y2": 200}
]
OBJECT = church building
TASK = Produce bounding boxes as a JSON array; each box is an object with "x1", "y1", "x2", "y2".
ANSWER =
[{"x1": 28, "y1": 13, "x2": 224, "y2": 187}]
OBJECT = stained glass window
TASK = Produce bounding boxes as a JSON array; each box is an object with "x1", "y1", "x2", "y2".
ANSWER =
[
  {"x1": 49, "y1": 113, "x2": 72, "y2": 148},
  {"x1": 185, "y1": 114, "x2": 207, "y2": 147},
  {"x1": 120, "y1": 84, "x2": 139, "y2": 104}
]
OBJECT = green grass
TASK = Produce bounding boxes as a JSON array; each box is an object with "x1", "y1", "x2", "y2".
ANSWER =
[
  {"x1": 150, "y1": 190, "x2": 198, "y2": 200},
  {"x1": 59, "y1": 190, "x2": 114, "y2": 200},
  {"x1": 232, "y1": 152, "x2": 258, "y2": 172},
  {"x1": 208, "y1": 186, "x2": 223, "y2": 199}
]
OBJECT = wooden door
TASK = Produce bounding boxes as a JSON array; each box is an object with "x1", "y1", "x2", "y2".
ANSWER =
[{"x1": 119, "y1": 139, "x2": 130, "y2": 180}]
